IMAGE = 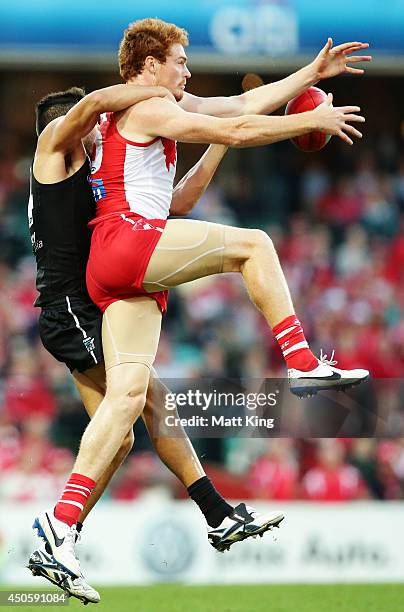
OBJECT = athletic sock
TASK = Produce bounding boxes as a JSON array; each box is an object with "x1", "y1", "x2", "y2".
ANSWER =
[
  {"x1": 187, "y1": 476, "x2": 233, "y2": 528},
  {"x1": 273, "y1": 314, "x2": 318, "y2": 371},
  {"x1": 54, "y1": 473, "x2": 96, "y2": 527}
]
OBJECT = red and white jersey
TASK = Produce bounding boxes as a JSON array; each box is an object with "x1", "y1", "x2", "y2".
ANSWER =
[{"x1": 90, "y1": 113, "x2": 177, "y2": 220}]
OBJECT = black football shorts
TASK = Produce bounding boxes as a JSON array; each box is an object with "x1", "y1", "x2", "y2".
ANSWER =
[{"x1": 38, "y1": 296, "x2": 103, "y2": 373}]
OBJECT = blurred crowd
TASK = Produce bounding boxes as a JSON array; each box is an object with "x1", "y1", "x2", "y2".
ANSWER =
[{"x1": 1, "y1": 130, "x2": 404, "y2": 504}]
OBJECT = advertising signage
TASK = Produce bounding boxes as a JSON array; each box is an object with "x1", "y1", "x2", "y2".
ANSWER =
[{"x1": 1, "y1": 0, "x2": 403, "y2": 68}]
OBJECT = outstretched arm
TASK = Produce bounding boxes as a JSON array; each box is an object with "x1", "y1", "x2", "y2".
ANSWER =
[
  {"x1": 180, "y1": 39, "x2": 371, "y2": 117},
  {"x1": 131, "y1": 93, "x2": 364, "y2": 147},
  {"x1": 45, "y1": 84, "x2": 170, "y2": 152},
  {"x1": 170, "y1": 144, "x2": 228, "y2": 215}
]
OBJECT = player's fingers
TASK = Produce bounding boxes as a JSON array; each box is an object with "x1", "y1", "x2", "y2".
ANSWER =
[
  {"x1": 326, "y1": 92, "x2": 333, "y2": 105},
  {"x1": 338, "y1": 130, "x2": 353, "y2": 146},
  {"x1": 342, "y1": 114, "x2": 365, "y2": 123},
  {"x1": 345, "y1": 55, "x2": 372, "y2": 62},
  {"x1": 345, "y1": 67, "x2": 365, "y2": 75},
  {"x1": 330, "y1": 41, "x2": 361, "y2": 54},
  {"x1": 339, "y1": 106, "x2": 361, "y2": 113},
  {"x1": 343, "y1": 124, "x2": 363, "y2": 139},
  {"x1": 341, "y1": 45, "x2": 365, "y2": 55}
]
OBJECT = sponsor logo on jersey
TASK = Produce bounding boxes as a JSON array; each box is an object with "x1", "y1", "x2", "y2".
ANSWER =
[
  {"x1": 31, "y1": 232, "x2": 43, "y2": 253},
  {"x1": 90, "y1": 178, "x2": 107, "y2": 202}
]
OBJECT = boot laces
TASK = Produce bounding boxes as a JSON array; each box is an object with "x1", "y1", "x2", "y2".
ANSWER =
[
  {"x1": 64, "y1": 526, "x2": 80, "y2": 562},
  {"x1": 319, "y1": 349, "x2": 338, "y2": 367}
]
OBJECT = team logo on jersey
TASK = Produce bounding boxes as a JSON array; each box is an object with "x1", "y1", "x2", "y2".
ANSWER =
[
  {"x1": 162, "y1": 137, "x2": 177, "y2": 171},
  {"x1": 120, "y1": 214, "x2": 163, "y2": 232},
  {"x1": 132, "y1": 218, "x2": 161, "y2": 231},
  {"x1": 90, "y1": 178, "x2": 107, "y2": 202},
  {"x1": 83, "y1": 336, "x2": 96, "y2": 353}
]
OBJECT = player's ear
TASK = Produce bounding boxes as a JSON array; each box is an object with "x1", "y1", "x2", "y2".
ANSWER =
[{"x1": 144, "y1": 56, "x2": 157, "y2": 74}]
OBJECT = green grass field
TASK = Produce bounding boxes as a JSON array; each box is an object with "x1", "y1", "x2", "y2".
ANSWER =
[{"x1": 3, "y1": 584, "x2": 404, "y2": 612}]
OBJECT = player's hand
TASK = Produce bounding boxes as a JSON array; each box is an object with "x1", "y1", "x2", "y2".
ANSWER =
[
  {"x1": 313, "y1": 93, "x2": 365, "y2": 145},
  {"x1": 312, "y1": 38, "x2": 372, "y2": 79}
]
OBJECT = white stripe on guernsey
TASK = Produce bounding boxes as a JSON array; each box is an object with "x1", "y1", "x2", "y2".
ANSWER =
[
  {"x1": 57, "y1": 499, "x2": 84, "y2": 511},
  {"x1": 64, "y1": 483, "x2": 92, "y2": 493},
  {"x1": 283, "y1": 341, "x2": 309, "y2": 357},
  {"x1": 124, "y1": 141, "x2": 174, "y2": 220},
  {"x1": 275, "y1": 325, "x2": 299, "y2": 341},
  {"x1": 65, "y1": 296, "x2": 98, "y2": 365}
]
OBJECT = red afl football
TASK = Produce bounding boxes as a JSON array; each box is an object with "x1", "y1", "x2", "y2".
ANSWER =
[{"x1": 285, "y1": 86, "x2": 332, "y2": 152}]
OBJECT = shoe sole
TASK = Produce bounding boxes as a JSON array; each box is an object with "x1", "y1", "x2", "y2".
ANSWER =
[
  {"x1": 212, "y1": 514, "x2": 284, "y2": 553},
  {"x1": 32, "y1": 518, "x2": 79, "y2": 580},
  {"x1": 27, "y1": 561, "x2": 99, "y2": 605},
  {"x1": 290, "y1": 375, "x2": 370, "y2": 399},
  {"x1": 27, "y1": 561, "x2": 68, "y2": 588}
]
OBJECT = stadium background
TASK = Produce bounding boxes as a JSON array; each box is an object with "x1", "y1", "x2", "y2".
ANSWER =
[{"x1": 1, "y1": 1, "x2": 404, "y2": 610}]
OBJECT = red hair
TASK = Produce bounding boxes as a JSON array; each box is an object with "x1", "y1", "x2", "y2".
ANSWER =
[{"x1": 119, "y1": 18, "x2": 189, "y2": 81}]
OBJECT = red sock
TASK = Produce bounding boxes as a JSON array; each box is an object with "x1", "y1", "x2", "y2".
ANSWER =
[
  {"x1": 273, "y1": 315, "x2": 318, "y2": 371},
  {"x1": 54, "y1": 473, "x2": 96, "y2": 527}
]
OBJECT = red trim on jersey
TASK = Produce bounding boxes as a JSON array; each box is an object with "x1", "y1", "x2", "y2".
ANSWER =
[
  {"x1": 110, "y1": 115, "x2": 159, "y2": 147},
  {"x1": 92, "y1": 114, "x2": 130, "y2": 218}
]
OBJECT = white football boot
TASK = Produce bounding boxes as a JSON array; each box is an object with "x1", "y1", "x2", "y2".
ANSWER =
[
  {"x1": 207, "y1": 503, "x2": 284, "y2": 552},
  {"x1": 33, "y1": 509, "x2": 81, "y2": 578},
  {"x1": 27, "y1": 545, "x2": 100, "y2": 605},
  {"x1": 288, "y1": 350, "x2": 369, "y2": 398}
]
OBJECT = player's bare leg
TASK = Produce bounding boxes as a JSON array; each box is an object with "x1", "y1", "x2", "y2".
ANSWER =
[
  {"x1": 29, "y1": 365, "x2": 132, "y2": 603},
  {"x1": 50, "y1": 292, "x2": 280, "y2": 554},
  {"x1": 143, "y1": 372, "x2": 283, "y2": 551},
  {"x1": 72, "y1": 366, "x2": 134, "y2": 522},
  {"x1": 69, "y1": 298, "x2": 160, "y2": 486},
  {"x1": 143, "y1": 219, "x2": 368, "y2": 396},
  {"x1": 71, "y1": 363, "x2": 150, "y2": 481},
  {"x1": 32, "y1": 295, "x2": 155, "y2": 580},
  {"x1": 33, "y1": 359, "x2": 150, "y2": 576},
  {"x1": 29, "y1": 369, "x2": 201, "y2": 596},
  {"x1": 143, "y1": 372, "x2": 205, "y2": 486},
  {"x1": 143, "y1": 220, "x2": 294, "y2": 324}
]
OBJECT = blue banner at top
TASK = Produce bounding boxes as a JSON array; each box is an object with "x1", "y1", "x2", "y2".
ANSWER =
[{"x1": 1, "y1": 0, "x2": 403, "y2": 56}]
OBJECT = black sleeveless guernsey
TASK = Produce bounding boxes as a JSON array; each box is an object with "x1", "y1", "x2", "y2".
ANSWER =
[{"x1": 28, "y1": 160, "x2": 95, "y2": 307}]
